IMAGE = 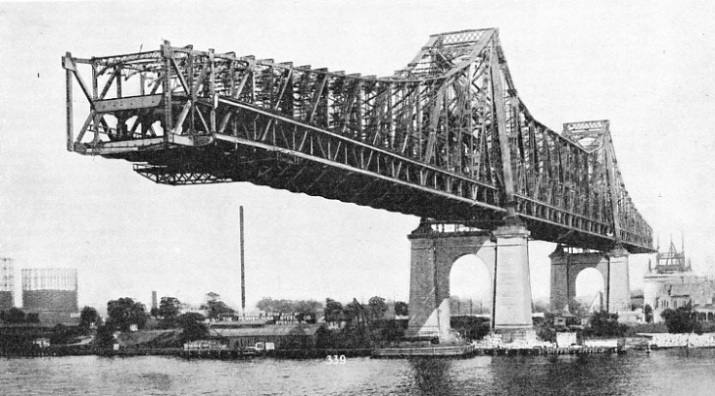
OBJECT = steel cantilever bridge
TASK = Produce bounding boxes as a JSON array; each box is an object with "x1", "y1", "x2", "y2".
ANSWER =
[{"x1": 62, "y1": 28, "x2": 654, "y2": 254}]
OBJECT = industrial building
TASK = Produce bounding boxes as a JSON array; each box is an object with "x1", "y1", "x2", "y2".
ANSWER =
[
  {"x1": 0, "y1": 259, "x2": 13, "y2": 310},
  {"x1": 21, "y1": 268, "x2": 79, "y2": 324},
  {"x1": 211, "y1": 324, "x2": 321, "y2": 350}
]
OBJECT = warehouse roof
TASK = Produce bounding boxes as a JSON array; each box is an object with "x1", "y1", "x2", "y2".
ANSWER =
[
  {"x1": 211, "y1": 319, "x2": 274, "y2": 328},
  {"x1": 668, "y1": 282, "x2": 715, "y2": 297},
  {"x1": 211, "y1": 324, "x2": 321, "y2": 338}
]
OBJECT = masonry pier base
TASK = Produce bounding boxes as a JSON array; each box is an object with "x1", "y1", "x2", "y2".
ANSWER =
[
  {"x1": 405, "y1": 223, "x2": 534, "y2": 343},
  {"x1": 550, "y1": 246, "x2": 630, "y2": 314}
]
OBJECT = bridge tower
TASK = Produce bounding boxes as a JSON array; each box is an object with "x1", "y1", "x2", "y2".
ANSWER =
[
  {"x1": 406, "y1": 221, "x2": 534, "y2": 342},
  {"x1": 549, "y1": 246, "x2": 630, "y2": 314}
]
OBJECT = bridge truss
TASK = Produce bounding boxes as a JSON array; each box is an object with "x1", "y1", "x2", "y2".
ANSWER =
[{"x1": 62, "y1": 28, "x2": 653, "y2": 253}]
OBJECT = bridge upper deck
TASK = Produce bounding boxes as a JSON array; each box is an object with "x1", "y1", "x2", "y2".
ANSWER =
[{"x1": 62, "y1": 28, "x2": 654, "y2": 253}]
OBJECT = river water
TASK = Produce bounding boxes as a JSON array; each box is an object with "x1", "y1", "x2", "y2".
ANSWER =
[{"x1": 1, "y1": 349, "x2": 714, "y2": 395}]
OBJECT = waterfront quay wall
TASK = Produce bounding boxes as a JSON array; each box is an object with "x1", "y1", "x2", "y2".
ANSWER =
[
  {"x1": 642, "y1": 332, "x2": 715, "y2": 348},
  {"x1": 0, "y1": 346, "x2": 374, "y2": 359}
]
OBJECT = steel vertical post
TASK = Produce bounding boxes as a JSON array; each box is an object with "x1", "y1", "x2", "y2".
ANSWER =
[
  {"x1": 490, "y1": 39, "x2": 518, "y2": 221},
  {"x1": 491, "y1": 243, "x2": 498, "y2": 330},
  {"x1": 91, "y1": 62, "x2": 98, "y2": 99},
  {"x1": 605, "y1": 135, "x2": 622, "y2": 246},
  {"x1": 162, "y1": 41, "x2": 173, "y2": 142},
  {"x1": 65, "y1": 55, "x2": 74, "y2": 152},
  {"x1": 209, "y1": 49, "x2": 217, "y2": 134},
  {"x1": 240, "y1": 205, "x2": 246, "y2": 312},
  {"x1": 606, "y1": 259, "x2": 611, "y2": 313}
]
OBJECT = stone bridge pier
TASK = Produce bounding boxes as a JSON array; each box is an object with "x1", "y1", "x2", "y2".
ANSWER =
[
  {"x1": 405, "y1": 222, "x2": 534, "y2": 342},
  {"x1": 549, "y1": 246, "x2": 630, "y2": 314}
]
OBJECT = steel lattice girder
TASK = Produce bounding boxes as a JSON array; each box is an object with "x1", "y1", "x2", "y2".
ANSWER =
[{"x1": 62, "y1": 28, "x2": 654, "y2": 253}]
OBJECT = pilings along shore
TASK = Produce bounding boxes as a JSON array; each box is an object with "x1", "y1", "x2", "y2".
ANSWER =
[
  {"x1": 0, "y1": 347, "x2": 375, "y2": 359},
  {"x1": 0, "y1": 345, "x2": 627, "y2": 359},
  {"x1": 371, "y1": 344, "x2": 624, "y2": 358}
]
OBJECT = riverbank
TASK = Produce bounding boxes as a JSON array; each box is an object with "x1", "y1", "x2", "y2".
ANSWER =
[
  {"x1": 637, "y1": 332, "x2": 715, "y2": 349},
  {"x1": 6, "y1": 347, "x2": 715, "y2": 396},
  {"x1": 0, "y1": 343, "x2": 629, "y2": 358},
  {"x1": 0, "y1": 346, "x2": 374, "y2": 359},
  {"x1": 373, "y1": 342, "x2": 625, "y2": 358},
  {"x1": 4, "y1": 334, "x2": 715, "y2": 359}
]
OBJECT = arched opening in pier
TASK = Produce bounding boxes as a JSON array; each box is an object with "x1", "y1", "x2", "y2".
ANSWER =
[
  {"x1": 449, "y1": 254, "x2": 492, "y2": 316},
  {"x1": 574, "y1": 268, "x2": 605, "y2": 314}
]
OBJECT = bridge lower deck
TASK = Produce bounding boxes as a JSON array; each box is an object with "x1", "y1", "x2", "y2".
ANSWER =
[{"x1": 108, "y1": 141, "x2": 651, "y2": 253}]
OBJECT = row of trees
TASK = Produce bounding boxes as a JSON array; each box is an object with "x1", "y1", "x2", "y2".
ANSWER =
[
  {"x1": 535, "y1": 303, "x2": 703, "y2": 344},
  {"x1": 103, "y1": 292, "x2": 236, "y2": 331},
  {"x1": 535, "y1": 310, "x2": 628, "y2": 342},
  {"x1": 318, "y1": 296, "x2": 409, "y2": 348},
  {"x1": 638, "y1": 302, "x2": 702, "y2": 334},
  {"x1": 200, "y1": 293, "x2": 235, "y2": 319},
  {"x1": 660, "y1": 303, "x2": 702, "y2": 334},
  {"x1": 107, "y1": 298, "x2": 148, "y2": 331},
  {"x1": 323, "y1": 297, "x2": 408, "y2": 323},
  {"x1": 256, "y1": 298, "x2": 323, "y2": 315},
  {"x1": 90, "y1": 296, "x2": 209, "y2": 347},
  {"x1": 253, "y1": 296, "x2": 408, "y2": 325}
]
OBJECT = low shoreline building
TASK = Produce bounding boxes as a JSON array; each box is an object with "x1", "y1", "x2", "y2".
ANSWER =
[{"x1": 211, "y1": 323, "x2": 321, "y2": 350}]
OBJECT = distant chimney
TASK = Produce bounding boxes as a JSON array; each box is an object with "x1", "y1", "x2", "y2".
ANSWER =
[{"x1": 152, "y1": 291, "x2": 158, "y2": 310}]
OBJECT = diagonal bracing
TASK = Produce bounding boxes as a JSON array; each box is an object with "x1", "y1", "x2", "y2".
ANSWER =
[{"x1": 62, "y1": 28, "x2": 653, "y2": 253}]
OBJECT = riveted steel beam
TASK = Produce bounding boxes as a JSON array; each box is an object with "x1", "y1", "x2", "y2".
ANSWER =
[{"x1": 63, "y1": 29, "x2": 654, "y2": 253}]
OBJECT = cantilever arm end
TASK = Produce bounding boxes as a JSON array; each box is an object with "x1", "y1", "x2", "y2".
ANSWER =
[{"x1": 62, "y1": 52, "x2": 76, "y2": 71}]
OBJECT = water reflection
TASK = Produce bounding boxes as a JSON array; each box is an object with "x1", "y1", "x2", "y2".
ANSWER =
[
  {"x1": 1, "y1": 350, "x2": 715, "y2": 396},
  {"x1": 137, "y1": 372, "x2": 173, "y2": 392},
  {"x1": 410, "y1": 358, "x2": 453, "y2": 395},
  {"x1": 489, "y1": 354, "x2": 630, "y2": 396}
]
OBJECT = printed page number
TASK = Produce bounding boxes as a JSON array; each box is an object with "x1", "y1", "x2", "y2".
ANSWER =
[{"x1": 326, "y1": 355, "x2": 346, "y2": 364}]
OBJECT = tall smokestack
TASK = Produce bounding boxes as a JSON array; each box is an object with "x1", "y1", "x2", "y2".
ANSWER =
[{"x1": 240, "y1": 206, "x2": 245, "y2": 312}]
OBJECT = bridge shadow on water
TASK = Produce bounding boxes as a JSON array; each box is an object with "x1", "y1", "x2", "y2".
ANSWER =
[
  {"x1": 490, "y1": 355, "x2": 628, "y2": 396},
  {"x1": 406, "y1": 354, "x2": 632, "y2": 396}
]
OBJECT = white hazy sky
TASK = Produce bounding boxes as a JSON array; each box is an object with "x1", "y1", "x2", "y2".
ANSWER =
[{"x1": 1, "y1": 1, "x2": 714, "y2": 313}]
